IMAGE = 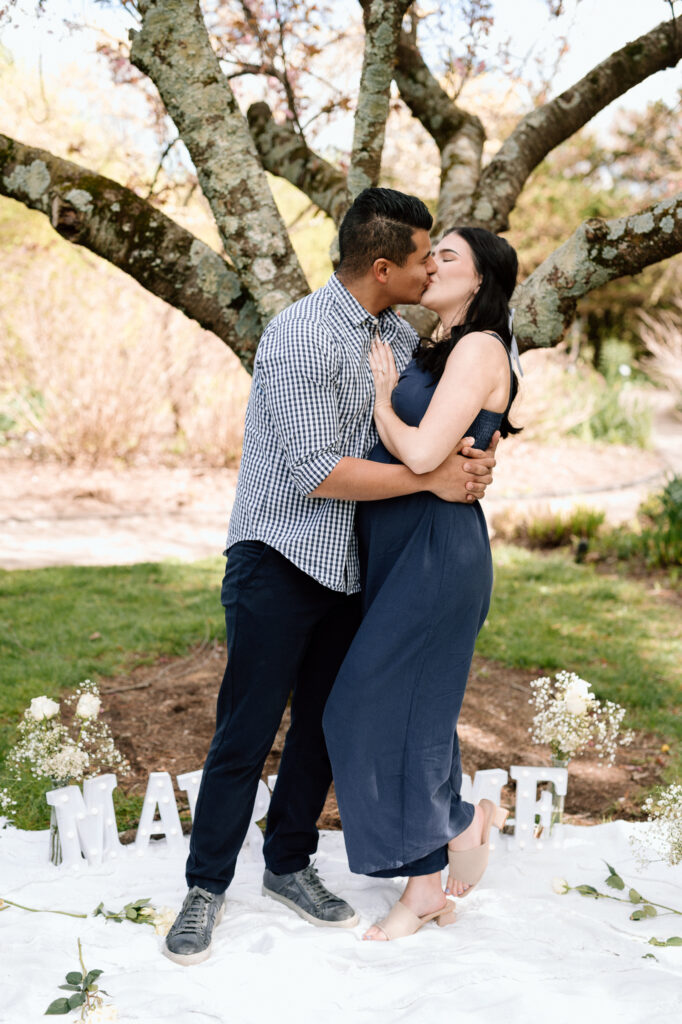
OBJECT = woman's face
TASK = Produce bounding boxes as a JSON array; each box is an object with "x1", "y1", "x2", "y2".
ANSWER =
[{"x1": 420, "y1": 232, "x2": 482, "y2": 325}]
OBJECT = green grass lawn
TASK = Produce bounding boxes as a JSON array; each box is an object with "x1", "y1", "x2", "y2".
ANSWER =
[
  {"x1": 1, "y1": 548, "x2": 680, "y2": 829},
  {"x1": 0, "y1": 559, "x2": 224, "y2": 722},
  {"x1": 0, "y1": 558, "x2": 225, "y2": 829},
  {"x1": 480, "y1": 546, "x2": 681, "y2": 741}
]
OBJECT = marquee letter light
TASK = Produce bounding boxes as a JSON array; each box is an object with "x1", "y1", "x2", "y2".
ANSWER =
[
  {"x1": 134, "y1": 771, "x2": 186, "y2": 854},
  {"x1": 176, "y1": 770, "x2": 203, "y2": 819},
  {"x1": 509, "y1": 765, "x2": 568, "y2": 849},
  {"x1": 45, "y1": 774, "x2": 122, "y2": 867}
]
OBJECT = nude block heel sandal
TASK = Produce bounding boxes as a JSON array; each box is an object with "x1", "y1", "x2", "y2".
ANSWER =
[
  {"x1": 369, "y1": 899, "x2": 457, "y2": 941},
  {"x1": 447, "y1": 798, "x2": 509, "y2": 897}
]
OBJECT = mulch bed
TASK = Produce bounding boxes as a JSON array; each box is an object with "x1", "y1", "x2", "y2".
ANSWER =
[{"x1": 101, "y1": 643, "x2": 668, "y2": 834}]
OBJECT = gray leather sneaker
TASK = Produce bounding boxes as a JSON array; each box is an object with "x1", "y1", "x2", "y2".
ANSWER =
[
  {"x1": 262, "y1": 863, "x2": 359, "y2": 927},
  {"x1": 163, "y1": 886, "x2": 225, "y2": 965}
]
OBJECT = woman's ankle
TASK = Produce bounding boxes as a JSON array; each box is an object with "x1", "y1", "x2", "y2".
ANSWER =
[{"x1": 401, "y1": 873, "x2": 447, "y2": 915}]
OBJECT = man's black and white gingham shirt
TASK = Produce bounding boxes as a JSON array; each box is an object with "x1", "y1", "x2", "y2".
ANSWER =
[{"x1": 226, "y1": 273, "x2": 419, "y2": 594}]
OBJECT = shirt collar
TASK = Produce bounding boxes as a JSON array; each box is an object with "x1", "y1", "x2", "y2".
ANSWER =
[{"x1": 327, "y1": 273, "x2": 401, "y2": 342}]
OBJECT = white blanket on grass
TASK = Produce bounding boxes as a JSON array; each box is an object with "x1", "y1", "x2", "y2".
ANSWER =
[{"x1": 1, "y1": 821, "x2": 680, "y2": 1024}]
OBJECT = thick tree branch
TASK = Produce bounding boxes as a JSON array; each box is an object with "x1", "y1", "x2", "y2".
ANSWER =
[
  {"x1": 394, "y1": 28, "x2": 472, "y2": 150},
  {"x1": 246, "y1": 102, "x2": 351, "y2": 225},
  {"x1": 467, "y1": 17, "x2": 682, "y2": 231},
  {"x1": 393, "y1": 27, "x2": 484, "y2": 233},
  {"x1": 129, "y1": 0, "x2": 309, "y2": 322},
  {"x1": 349, "y1": 0, "x2": 412, "y2": 196},
  {"x1": 0, "y1": 133, "x2": 263, "y2": 371},
  {"x1": 514, "y1": 193, "x2": 682, "y2": 351},
  {"x1": 433, "y1": 117, "x2": 485, "y2": 236}
]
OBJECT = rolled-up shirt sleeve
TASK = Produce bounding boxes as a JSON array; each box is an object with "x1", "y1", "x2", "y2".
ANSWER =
[{"x1": 257, "y1": 319, "x2": 343, "y2": 496}]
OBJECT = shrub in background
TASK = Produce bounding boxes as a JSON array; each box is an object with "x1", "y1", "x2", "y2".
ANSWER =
[
  {"x1": 635, "y1": 475, "x2": 682, "y2": 568},
  {"x1": 499, "y1": 504, "x2": 606, "y2": 550}
]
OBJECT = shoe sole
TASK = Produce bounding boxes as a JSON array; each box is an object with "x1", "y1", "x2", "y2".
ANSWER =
[
  {"x1": 162, "y1": 903, "x2": 225, "y2": 966},
  {"x1": 262, "y1": 885, "x2": 359, "y2": 928}
]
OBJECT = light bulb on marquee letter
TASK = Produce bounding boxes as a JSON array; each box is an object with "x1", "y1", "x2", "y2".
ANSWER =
[{"x1": 134, "y1": 772, "x2": 186, "y2": 854}]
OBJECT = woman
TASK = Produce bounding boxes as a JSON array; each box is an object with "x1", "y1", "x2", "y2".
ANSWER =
[{"x1": 323, "y1": 226, "x2": 521, "y2": 941}]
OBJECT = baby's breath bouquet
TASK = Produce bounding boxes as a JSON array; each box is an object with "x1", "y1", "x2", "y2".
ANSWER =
[
  {"x1": 632, "y1": 783, "x2": 682, "y2": 868},
  {"x1": 1, "y1": 680, "x2": 128, "y2": 862},
  {"x1": 529, "y1": 670, "x2": 632, "y2": 764}
]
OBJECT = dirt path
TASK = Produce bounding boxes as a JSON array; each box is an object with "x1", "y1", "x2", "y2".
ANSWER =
[
  {"x1": 1, "y1": 417, "x2": 678, "y2": 570},
  {"x1": 2, "y1": 350, "x2": 681, "y2": 570}
]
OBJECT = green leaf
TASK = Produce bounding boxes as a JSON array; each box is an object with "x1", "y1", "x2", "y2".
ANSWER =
[
  {"x1": 576, "y1": 885, "x2": 599, "y2": 897},
  {"x1": 126, "y1": 908, "x2": 138, "y2": 920},
  {"x1": 67, "y1": 993, "x2": 85, "y2": 1010},
  {"x1": 65, "y1": 972, "x2": 82, "y2": 985},
  {"x1": 57, "y1": 985, "x2": 81, "y2": 992},
  {"x1": 605, "y1": 871, "x2": 625, "y2": 891},
  {"x1": 83, "y1": 970, "x2": 103, "y2": 986},
  {"x1": 642, "y1": 953, "x2": 657, "y2": 960},
  {"x1": 631, "y1": 903, "x2": 656, "y2": 921},
  {"x1": 92, "y1": 902, "x2": 105, "y2": 917},
  {"x1": 45, "y1": 997, "x2": 71, "y2": 1014},
  {"x1": 665, "y1": 936, "x2": 682, "y2": 946},
  {"x1": 628, "y1": 888, "x2": 643, "y2": 904}
]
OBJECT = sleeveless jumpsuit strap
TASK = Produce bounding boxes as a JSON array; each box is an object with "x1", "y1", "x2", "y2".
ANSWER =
[{"x1": 483, "y1": 330, "x2": 515, "y2": 417}]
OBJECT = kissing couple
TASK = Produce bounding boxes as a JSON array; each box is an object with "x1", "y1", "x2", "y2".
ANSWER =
[{"x1": 164, "y1": 186, "x2": 520, "y2": 961}]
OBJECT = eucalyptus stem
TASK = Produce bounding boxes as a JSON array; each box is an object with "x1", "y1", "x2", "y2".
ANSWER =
[
  {"x1": 1, "y1": 897, "x2": 87, "y2": 918},
  {"x1": 651, "y1": 902, "x2": 682, "y2": 916},
  {"x1": 571, "y1": 886, "x2": 682, "y2": 916},
  {"x1": 78, "y1": 938, "x2": 92, "y2": 1020}
]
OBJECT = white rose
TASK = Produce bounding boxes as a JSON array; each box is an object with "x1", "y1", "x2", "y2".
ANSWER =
[
  {"x1": 564, "y1": 679, "x2": 593, "y2": 716},
  {"x1": 29, "y1": 696, "x2": 60, "y2": 721},
  {"x1": 153, "y1": 907, "x2": 177, "y2": 936},
  {"x1": 552, "y1": 877, "x2": 570, "y2": 895},
  {"x1": 76, "y1": 693, "x2": 101, "y2": 719}
]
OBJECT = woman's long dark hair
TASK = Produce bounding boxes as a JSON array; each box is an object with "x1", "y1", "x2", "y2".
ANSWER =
[{"x1": 415, "y1": 225, "x2": 522, "y2": 437}]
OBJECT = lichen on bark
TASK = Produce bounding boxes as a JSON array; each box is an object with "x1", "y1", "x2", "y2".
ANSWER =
[
  {"x1": 514, "y1": 192, "x2": 682, "y2": 351},
  {"x1": 348, "y1": 0, "x2": 412, "y2": 197},
  {"x1": 130, "y1": 0, "x2": 309, "y2": 322}
]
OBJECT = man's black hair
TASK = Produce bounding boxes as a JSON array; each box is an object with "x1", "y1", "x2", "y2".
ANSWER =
[{"x1": 337, "y1": 187, "x2": 433, "y2": 279}]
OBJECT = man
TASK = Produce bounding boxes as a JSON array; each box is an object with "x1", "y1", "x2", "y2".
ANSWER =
[{"x1": 164, "y1": 188, "x2": 497, "y2": 964}]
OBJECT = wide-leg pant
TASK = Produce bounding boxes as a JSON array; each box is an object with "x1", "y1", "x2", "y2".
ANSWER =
[{"x1": 186, "y1": 541, "x2": 361, "y2": 894}]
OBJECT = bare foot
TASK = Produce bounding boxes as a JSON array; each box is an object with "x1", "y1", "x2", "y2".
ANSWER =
[
  {"x1": 363, "y1": 874, "x2": 448, "y2": 941},
  {"x1": 446, "y1": 804, "x2": 484, "y2": 896}
]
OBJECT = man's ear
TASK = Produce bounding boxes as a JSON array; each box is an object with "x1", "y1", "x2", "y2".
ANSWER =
[{"x1": 372, "y1": 258, "x2": 391, "y2": 284}]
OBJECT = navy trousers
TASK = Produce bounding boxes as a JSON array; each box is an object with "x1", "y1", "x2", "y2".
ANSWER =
[{"x1": 186, "y1": 541, "x2": 362, "y2": 894}]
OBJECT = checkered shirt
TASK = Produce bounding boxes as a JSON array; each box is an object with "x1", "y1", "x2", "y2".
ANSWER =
[{"x1": 226, "y1": 273, "x2": 419, "y2": 593}]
